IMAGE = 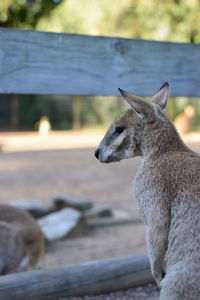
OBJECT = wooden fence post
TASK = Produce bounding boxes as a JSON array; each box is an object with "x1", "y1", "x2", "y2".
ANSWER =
[
  {"x1": 72, "y1": 96, "x2": 81, "y2": 130},
  {"x1": 10, "y1": 94, "x2": 19, "y2": 129}
]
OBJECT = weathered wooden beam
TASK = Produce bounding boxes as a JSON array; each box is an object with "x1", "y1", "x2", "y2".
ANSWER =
[
  {"x1": 0, "y1": 28, "x2": 200, "y2": 96},
  {"x1": 0, "y1": 255, "x2": 153, "y2": 300}
]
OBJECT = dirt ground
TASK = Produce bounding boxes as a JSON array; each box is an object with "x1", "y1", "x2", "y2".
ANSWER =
[{"x1": 0, "y1": 132, "x2": 199, "y2": 269}]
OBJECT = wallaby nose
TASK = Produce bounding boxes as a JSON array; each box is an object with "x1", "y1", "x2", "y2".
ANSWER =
[{"x1": 95, "y1": 148, "x2": 100, "y2": 159}]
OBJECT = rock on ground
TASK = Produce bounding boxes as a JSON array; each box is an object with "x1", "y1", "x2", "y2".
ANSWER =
[
  {"x1": 9, "y1": 200, "x2": 53, "y2": 218},
  {"x1": 54, "y1": 196, "x2": 93, "y2": 211},
  {"x1": 86, "y1": 209, "x2": 141, "y2": 227},
  {"x1": 38, "y1": 208, "x2": 83, "y2": 240}
]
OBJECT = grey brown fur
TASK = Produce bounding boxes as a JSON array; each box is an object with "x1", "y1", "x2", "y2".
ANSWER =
[
  {"x1": 0, "y1": 204, "x2": 44, "y2": 274},
  {"x1": 95, "y1": 83, "x2": 200, "y2": 300}
]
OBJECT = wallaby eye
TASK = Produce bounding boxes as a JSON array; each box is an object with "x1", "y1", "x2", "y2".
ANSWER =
[{"x1": 115, "y1": 126, "x2": 126, "y2": 134}]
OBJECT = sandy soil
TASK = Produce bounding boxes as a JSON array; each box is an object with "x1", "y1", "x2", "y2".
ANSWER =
[
  {"x1": 0, "y1": 143, "x2": 146, "y2": 267},
  {"x1": 64, "y1": 284, "x2": 159, "y2": 300},
  {"x1": 0, "y1": 133, "x2": 200, "y2": 267},
  {"x1": 0, "y1": 132, "x2": 199, "y2": 299}
]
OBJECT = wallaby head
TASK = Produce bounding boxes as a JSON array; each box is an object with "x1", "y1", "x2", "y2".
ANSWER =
[{"x1": 95, "y1": 82, "x2": 172, "y2": 163}]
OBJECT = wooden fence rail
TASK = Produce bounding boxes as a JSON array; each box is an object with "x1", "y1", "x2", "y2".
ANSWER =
[
  {"x1": 0, "y1": 28, "x2": 200, "y2": 96},
  {"x1": 0, "y1": 255, "x2": 153, "y2": 300}
]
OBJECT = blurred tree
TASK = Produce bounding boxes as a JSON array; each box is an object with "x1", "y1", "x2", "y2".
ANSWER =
[
  {"x1": 18, "y1": 95, "x2": 72, "y2": 130},
  {"x1": 36, "y1": 0, "x2": 200, "y2": 43},
  {"x1": 0, "y1": 0, "x2": 63, "y2": 29},
  {"x1": 81, "y1": 96, "x2": 128, "y2": 129}
]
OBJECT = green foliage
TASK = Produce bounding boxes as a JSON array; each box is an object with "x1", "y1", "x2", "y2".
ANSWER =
[
  {"x1": 18, "y1": 95, "x2": 72, "y2": 130},
  {"x1": 0, "y1": 0, "x2": 62, "y2": 28},
  {"x1": 36, "y1": 0, "x2": 200, "y2": 43},
  {"x1": 81, "y1": 96, "x2": 128, "y2": 128},
  {"x1": 3, "y1": 0, "x2": 200, "y2": 43}
]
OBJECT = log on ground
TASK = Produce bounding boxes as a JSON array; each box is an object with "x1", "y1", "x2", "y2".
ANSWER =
[{"x1": 0, "y1": 255, "x2": 154, "y2": 300}]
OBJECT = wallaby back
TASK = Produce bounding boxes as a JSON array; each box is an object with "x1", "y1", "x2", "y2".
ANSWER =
[
  {"x1": 0, "y1": 204, "x2": 44, "y2": 274},
  {"x1": 95, "y1": 83, "x2": 200, "y2": 300}
]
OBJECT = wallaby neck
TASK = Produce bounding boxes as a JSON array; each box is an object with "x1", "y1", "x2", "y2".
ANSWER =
[{"x1": 140, "y1": 119, "x2": 189, "y2": 159}]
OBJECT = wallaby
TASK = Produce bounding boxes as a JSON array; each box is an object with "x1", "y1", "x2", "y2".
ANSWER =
[
  {"x1": 174, "y1": 105, "x2": 195, "y2": 135},
  {"x1": 95, "y1": 83, "x2": 200, "y2": 300},
  {"x1": 0, "y1": 204, "x2": 44, "y2": 275}
]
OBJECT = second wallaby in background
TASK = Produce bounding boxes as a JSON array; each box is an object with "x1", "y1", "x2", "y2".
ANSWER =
[
  {"x1": 95, "y1": 83, "x2": 200, "y2": 300},
  {"x1": 0, "y1": 204, "x2": 44, "y2": 275}
]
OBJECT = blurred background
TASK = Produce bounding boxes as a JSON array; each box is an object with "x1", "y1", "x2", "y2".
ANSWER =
[
  {"x1": 0, "y1": 0, "x2": 200, "y2": 269},
  {"x1": 1, "y1": 0, "x2": 200, "y2": 133}
]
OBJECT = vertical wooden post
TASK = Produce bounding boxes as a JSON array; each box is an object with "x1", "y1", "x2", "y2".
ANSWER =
[
  {"x1": 72, "y1": 95, "x2": 81, "y2": 130},
  {"x1": 10, "y1": 94, "x2": 19, "y2": 129}
]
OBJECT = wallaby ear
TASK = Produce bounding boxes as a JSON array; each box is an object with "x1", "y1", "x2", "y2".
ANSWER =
[
  {"x1": 152, "y1": 82, "x2": 170, "y2": 110},
  {"x1": 118, "y1": 88, "x2": 152, "y2": 119}
]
